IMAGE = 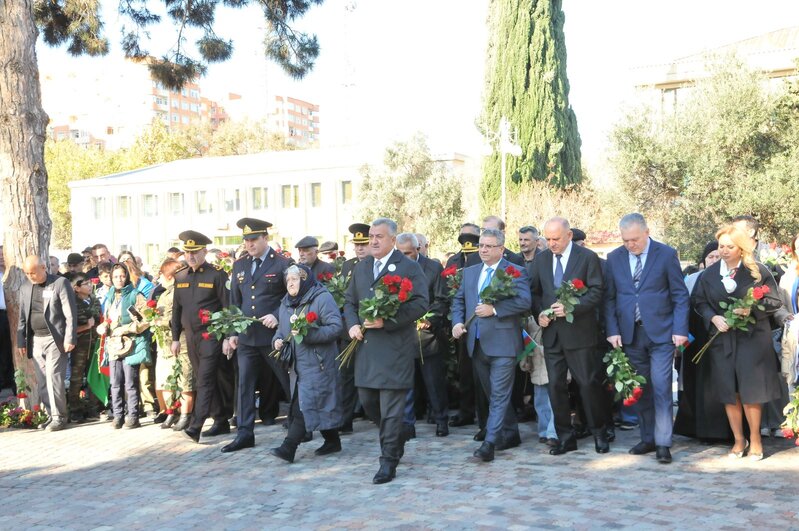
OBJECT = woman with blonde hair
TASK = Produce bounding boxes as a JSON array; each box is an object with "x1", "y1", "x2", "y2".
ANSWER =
[{"x1": 693, "y1": 225, "x2": 782, "y2": 460}]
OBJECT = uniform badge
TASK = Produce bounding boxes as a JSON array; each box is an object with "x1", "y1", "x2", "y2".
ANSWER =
[
  {"x1": 236, "y1": 271, "x2": 245, "y2": 283},
  {"x1": 388, "y1": 264, "x2": 397, "y2": 272}
]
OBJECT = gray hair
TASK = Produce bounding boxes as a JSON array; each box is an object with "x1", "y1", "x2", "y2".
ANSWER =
[
  {"x1": 482, "y1": 215, "x2": 506, "y2": 231},
  {"x1": 371, "y1": 218, "x2": 397, "y2": 236},
  {"x1": 519, "y1": 225, "x2": 539, "y2": 237},
  {"x1": 480, "y1": 228, "x2": 505, "y2": 246},
  {"x1": 460, "y1": 223, "x2": 480, "y2": 235},
  {"x1": 544, "y1": 217, "x2": 570, "y2": 231},
  {"x1": 415, "y1": 233, "x2": 427, "y2": 247},
  {"x1": 284, "y1": 264, "x2": 308, "y2": 281},
  {"x1": 619, "y1": 213, "x2": 648, "y2": 231},
  {"x1": 396, "y1": 232, "x2": 419, "y2": 247}
]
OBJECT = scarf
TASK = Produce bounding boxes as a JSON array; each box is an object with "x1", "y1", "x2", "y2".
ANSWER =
[
  {"x1": 104, "y1": 283, "x2": 137, "y2": 324},
  {"x1": 719, "y1": 259, "x2": 741, "y2": 294},
  {"x1": 285, "y1": 263, "x2": 317, "y2": 308}
]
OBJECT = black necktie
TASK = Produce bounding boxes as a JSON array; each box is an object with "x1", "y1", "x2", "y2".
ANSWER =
[
  {"x1": 252, "y1": 257, "x2": 262, "y2": 276},
  {"x1": 554, "y1": 254, "x2": 564, "y2": 288}
]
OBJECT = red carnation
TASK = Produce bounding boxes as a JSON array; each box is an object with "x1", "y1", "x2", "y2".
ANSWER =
[
  {"x1": 325, "y1": 272, "x2": 333, "y2": 281},
  {"x1": 201, "y1": 332, "x2": 211, "y2": 341},
  {"x1": 442, "y1": 265, "x2": 457, "y2": 278},
  {"x1": 752, "y1": 286, "x2": 764, "y2": 300},
  {"x1": 505, "y1": 265, "x2": 521, "y2": 278},
  {"x1": 306, "y1": 312, "x2": 318, "y2": 323},
  {"x1": 33, "y1": 404, "x2": 40, "y2": 412},
  {"x1": 147, "y1": 299, "x2": 157, "y2": 308},
  {"x1": 199, "y1": 309, "x2": 211, "y2": 324},
  {"x1": 16, "y1": 393, "x2": 27, "y2": 399},
  {"x1": 317, "y1": 273, "x2": 324, "y2": 280},
  {"x1": 90, "y1": 277, "x2": 100, "y2": 285},
  {"x1": 219, "y1": 251, "x2": 229, "y2": 258},
  {"x1": 761, "y1": 285, "x2": 770, "y2": 295},
  {"x1": 623, "y1": 397, "x2": 637, "y2": 407},
  {"x1": 328, "y1": 252, "x2": 337, "y2": 260},
  {"x1": 339, "y1": 251, "x2": 346, "y2": 257},
  {"x1": 400, "y1": 278, "x2": 413, "y2": 292},
  {"x1": 398, "y1": 290, "x2": 409, "y2": 302},
  {"x1": 572, "y1": 278, "x2": 586, "y2": 290},
  {"x1": 632, "y1": 386, "x2": 643, "y2": 399},
  {"x1": 173, "y1": 401, "x2": 181, "y2": 409},
  {"x1": 388, "y1": 285, "x2": 399, "y2": 294},
  {"x1": 382, "y1": 276, "x2": 393, "y2": 286},
  {"x1": 165, "y1": 409, "x2": 174, "y2": 415},
  {"x1": 782, "y1": 428, "x2": 795, "y2": 439}
]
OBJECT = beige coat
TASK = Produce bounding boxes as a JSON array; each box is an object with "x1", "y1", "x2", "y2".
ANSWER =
[{"x1": 520, "y1": 316, "x2": 548, "y2": 386}]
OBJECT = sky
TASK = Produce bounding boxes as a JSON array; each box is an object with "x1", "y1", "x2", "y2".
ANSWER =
[{"x1": 36, "y1": 0, "x2": 799, "y2": 180}]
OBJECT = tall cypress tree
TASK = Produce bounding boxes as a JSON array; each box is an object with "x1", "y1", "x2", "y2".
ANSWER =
[{"x1": 480, "y1": 0, "x2": 582, "y2": 209}]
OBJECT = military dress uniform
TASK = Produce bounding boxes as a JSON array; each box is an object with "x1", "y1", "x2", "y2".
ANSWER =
[
  {"x1": 229, "y1": 218, "x2": 293, "y2": 445},
  {"x1": 170, "y1": 231, "x2": 234, "y2": 438}
]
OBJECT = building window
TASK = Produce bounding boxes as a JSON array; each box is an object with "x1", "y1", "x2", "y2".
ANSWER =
[
  {"x1": 172, "y1": 114, "x2": 179, "y2": 122},
  {"x1": 142, "y1": 194, "x2": 158, "y2": 217},
  {"x1": 281, "y1": 185, "x2": 299, "y2": 208},
  {"x1": 223, "y1": 188, "x2": 241, "y2": 212},
  {"x1": 213, "y1": 236, "x2": 241, "y2": 247},
  {"x1": 144, "y1": 243, "x2": 160, "y2": 269},
  {"x1": 116, "y1": 196, "x2": 131, "y2": 218},
  {"x1": 341, "y1": 181, "x2": 352, "y2": 205},
  {"x1": 168, "y1": 192, "x2": 184, "y2": 215},
  {"x1": 91, "y1": 197, "x2": 105, "y2": 220},
  {"x1": 310, "y1": 183, "x2": 322, "y2": 207},
  {"x1": 196, "y1": 190, "x2": 214, "y2": 215},
  {"x1": 181, "y1": 115, "x2": 189, "y2": 124},
  {"x1": 251, "y1": 187, "x2": 268, "y2": 210}
]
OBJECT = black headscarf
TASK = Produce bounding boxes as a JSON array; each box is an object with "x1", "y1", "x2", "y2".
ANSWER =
[
  {"x1": 699, "y1": 241, "x2": 719, "y2": 268},
  {"x1": 285, "y1": 263, "x2": 317, "y2": 307}
]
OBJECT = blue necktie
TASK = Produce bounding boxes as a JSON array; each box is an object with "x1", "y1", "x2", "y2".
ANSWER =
[
  {"x1": 633, "y1": 254, "x2": 642, "y2": 322},
  {"x1": 554, "y1": 254, "x2": 564, "y2": 288},
  {"x1": 373, "y1": 259, "x2": 382, "y2": 281},
  {"x1": 476, "y1": 267, "x2": 494, "y2": 339}
]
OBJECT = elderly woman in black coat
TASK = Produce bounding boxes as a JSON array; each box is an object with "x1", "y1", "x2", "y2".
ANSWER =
[
  {"x1": 270, "y1": 264, "x2": 344, "y2": 463},
  {"x1": 693, "y1": 225, "x2": 783, "y2": 460}
]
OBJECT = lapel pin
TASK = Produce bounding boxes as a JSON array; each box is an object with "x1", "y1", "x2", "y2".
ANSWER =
[{"x1": 388, "y1": 264, "x2": 397, "y2": 272}]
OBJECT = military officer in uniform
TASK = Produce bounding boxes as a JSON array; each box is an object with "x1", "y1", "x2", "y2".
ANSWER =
[
  {"x1": 296, "y1": 236, "x2": 335, "y2": 280},
  {"x1": 222, "y1": 218, "x2": 293, "y2": 453},
  {"x1": 170, "y1": 231, "x2": 234, "y2": 443},
  {"x1": 338, "y1": 223, "x2": 371, "y2": 433}
]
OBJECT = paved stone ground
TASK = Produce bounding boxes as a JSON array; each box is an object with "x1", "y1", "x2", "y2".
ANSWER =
[{"x1": 1, "y1": 414, "x2": 798, "y2": 530}]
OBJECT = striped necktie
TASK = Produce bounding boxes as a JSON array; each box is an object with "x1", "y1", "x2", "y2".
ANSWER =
[{"x1": 633, "y1": 254, "x2": 642, "y2": 322}]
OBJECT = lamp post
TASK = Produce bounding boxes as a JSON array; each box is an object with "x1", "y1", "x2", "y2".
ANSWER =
[{"x1": 484, "y1": 117, "x2": 522, "y2": 221}]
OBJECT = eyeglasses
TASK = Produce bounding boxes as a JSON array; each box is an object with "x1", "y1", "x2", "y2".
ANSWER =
[{"x1": 478, "y1": 243, "x2": 501, "y2": 249}]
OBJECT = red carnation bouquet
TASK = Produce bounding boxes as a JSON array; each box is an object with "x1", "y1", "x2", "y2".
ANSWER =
[
  {"x1": 463, "y1": 265, "x2": 522, "y2": 329},
  {"x1": 337, "y1": 274, "x2": 414, "y2": 368},
  {"x1": 603, "y1": 347, "x2": 646, "y2": 406},
  {"x1": 202, "y1": 307, "x2": 261, "y2": 340},
  {"x1": 140, "y1": 299, "x2": 170, "y2": 352},
  {"x1": 441, "y1": 264, "x2": 463, "y2": 299},
  {"x1": 542, "y1": 278, "x2": 588, "y2": 324},
  {"x1": 692, "y1": 284, "x2": 770, "y2": 364},
  {"x1": 317, "y1": 271, "x2": 334, "y2": 284},
  {"x1": 287, "y1": 310, "x2": 319, "y2": 345}
]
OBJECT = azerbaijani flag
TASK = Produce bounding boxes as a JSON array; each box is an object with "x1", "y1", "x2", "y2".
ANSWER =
[
  {"x1": 517, "y1": 329, "x2": 538, "y2": 361},
  {"x1": 678, "y1": 333, "x2": 695, "y2": 353},
  {"x1": 87, "y1": 337, "x2": 110, "y2": 406}
]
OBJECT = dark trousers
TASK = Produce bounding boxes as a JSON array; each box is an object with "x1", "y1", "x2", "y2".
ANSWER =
[
  {"x1": 237, "y1": 342, "x2": 289, "y2": 437},
  {"x1": 0, "y1": 309, "x2": 14, "y2": 391},
  {"x1": 283, "y1": 384, "x2": 340, "y2": 450},
  {"x1": 187, "y1": 330, "x2": 234, "y2": 430},
  {"x1": 338, "y1": 339, "x2": 359, "y2": 424},
  {"x1": 359, "y1": 387, "x2": 407, "y2": 467},
  {"x1": 415, "y1": 355, "x2": 449, "y2": 423},
  {"x1": 110, "y1": 359, "x2": 140, "y2": 419},
  {"x1": 68, "y1": 332, "x2": 92, "y2": 416},
  {"x1": 545, "y1": 342, "x2": 608, "y2": 439},
  {"x1": 256, "y1": 352, "x2": 284, "y2": 422}
]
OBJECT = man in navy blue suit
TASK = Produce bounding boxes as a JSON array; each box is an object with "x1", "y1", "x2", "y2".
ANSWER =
[
  {"x1": 452, "y1": 229, "x2": 531, "y2": 462},
  {"x1": 604, "y1": 213, "x2": 689, "y2": 464}
]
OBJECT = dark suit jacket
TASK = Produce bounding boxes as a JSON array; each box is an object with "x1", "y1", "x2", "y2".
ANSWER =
[
  {"x1": 416, "y1": 254, "x2": 445, "y2": 357},
  {"x1": 230, "y1": 248, "x2": 293, "y2": 347},
  {"x1": 309, "y1": 258, "x2": 335, "y2": 280},
  {"x1": 343, "y1": 249, "x2": 429, "y2": 389},
  {"x1": 17, "y1": 274, "x2": 78, "y2": 358},
  {"x1": 451, "y1": 258, "x2": 531, "y2": 357},
  {"x1": 530, "y1": 244, "x2": 603, "y2": 350},
  {"x1": 604, "y1": 239, "x2": 689, "y2": 345}
]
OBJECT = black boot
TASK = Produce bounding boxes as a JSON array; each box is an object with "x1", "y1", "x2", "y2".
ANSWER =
[
  {"x1": 270, "y1": 442, "x2": 297, "y2": 463},
  {"x1": 315, "y1": 432, "x2": 342, "y2": 456}
]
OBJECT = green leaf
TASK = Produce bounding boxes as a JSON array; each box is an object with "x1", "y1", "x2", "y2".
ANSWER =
[{"x1": 615, "y1": 381, "x2": 623, "y2": 392}]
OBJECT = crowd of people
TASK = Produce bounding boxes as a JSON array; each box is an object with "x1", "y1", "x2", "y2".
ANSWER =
[{"x1": 4, "y1": 212, "x2": 797, "y2": 484}]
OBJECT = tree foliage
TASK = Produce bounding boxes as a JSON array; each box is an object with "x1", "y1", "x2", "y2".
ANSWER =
[
  {"x1": 611, "y1": 57, "x2": 799, "y2": 261},
  {"x1": 358, "y1": 134, "x2": 464, "y2": 254},
  {"x1": 33, "y1": 0, "x2": 324, "y2": 88},
  {"x1": 480, "y1": 0, "x2": 582, "y2": 212}
]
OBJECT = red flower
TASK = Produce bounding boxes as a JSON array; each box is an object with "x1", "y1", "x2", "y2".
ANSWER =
[
  {"x1": 105, "y1": 318, "x2": 112, "y2": 324},
  {"x1": 752, "y1": 286, "x2": 764, "y2": 300},
  {"x1": 339, "y1": 251, "x2": 346, "y2": 257},
  {"x1": 623, "y1": 397, "x2": 637, "y2": 407},
  {"x1": 382, "y1": 276, "x2": 393, "y2": 286},
  {"x1": 505, "y1": 265, "x2": 521, "y2": 278},
  {"x1": 328, "y1": 252, "x2": 337, "y2": 260},
  {"x1": 306, "y1": 312, "x2": 318, "y2": 323},
  {"x1": 201, "y1": 332, "x2": 211, "y2": 341},
  {"x1": 442, "y1": 265, "x2": 457, "y2": 278},
  {"x1": 199, "y1": 309, "x2": 211, "y2": 324},
  {"x1": 147, "y1": 299, "x2": 157, "y2": 308},
  {"x1": 16, "y1": 392, "x2": 27, "y2": 399},
  {"x1": 398, "y1": 290, "x2": 409, "y2": 302},
  {"x1": 572, "y1": 278, "x2": 586, "y2": 290},
  {"x1": 33, "y1": 404, "x2": 40, "y2": 412},
  {"x1": 90, "y1": 277, "x2": 100, "y2": 285},
  {"x1": 632, "y1": 386, "x2": 643, "y2": 399},
  {"x1": 218, "y1": 251, "x2": 229, "y2": 258},
  {"x1": 165, "y1": 408, "x2": 174, "y2": 415},
  {"x1": 400, "y1": 278, "x2": 413, "y2": 292},
  {"x1": 173, "y1": 401, "x2": 181, "y2": 409},
  {"x1": 388, "y1": 285, "x2": 399, "y2": 294},
  {"x1": 782, "y1": 428, "x2": 795, "y2": 439}
]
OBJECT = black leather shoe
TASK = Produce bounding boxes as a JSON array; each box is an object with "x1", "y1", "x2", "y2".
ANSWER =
[
  {"x1": 339, "y1": 422, "x2": 353, "y2": 434},
  {"x1": 314, "y1": 439, "x2": 342, "y2": 456},
  {"x1": 302, "y1": 431, "x2": 313, "y2": 443},
  {"x1": 372, "y1": 463, "x2": 396, "y2": 484},
  {"x1": 161, "y1": 414, "x2": 176, "y2": 429},
  {"x1": 172, "y1": 414, "x2": 191, "y2": 431},
  {"x1": 183, "y1": 427, "x2": 201, "y2": 443},
  {"x1": 549, "y1": 436, "x2": 577, "y2": 455},
  {"x1": 449, "y1": 415, "x2": 475, "y2": 427},
  {"x1": 473, "y1": 441, "x2": 495, "y2": 462},
  {"x1": 402, "y1": 424, "x2": 416, "y2": 440},
  {"x1": 594, "y1": 434, "x2": 610, "y2": 454},
  {"x1": 605, "y1": 426, "x2": 616, "y2": 442},
  {"x1": 629, "y1": 441, "x2": 657, "y2": 455},
  {"x1": 473, "y1": 428, "x2": 486, "y2": 441},
  {"x1": 656, "y1": 446, "x2": 672, "y2": 464},
  {"x1": 202, "y1": 420, "x2": 230, "y2": 437},
  {"x1": 112, "y1": 417, "x2": 124, "y2": 430},
  {"x1": 573, "y1": 425, "x2": 591, "y2": 439},
  {"x1": 153, "y1": 412, "x2": 168, "y2": 424},
  {"x1": 496, "y1": 433, "x2": 521, "y2": 451},
  {"x1": 435, "y1": 421, "x2": 449, "y2": 437},
  {"x1": 221, "y1": 435, "x2": 255, "y2": 453},
  {"x1": 261, "y1": 417, "x2": 277, "y2": 426},
  {"x1": 270, "y1": 444, "x2": 296, "y2": 463}
]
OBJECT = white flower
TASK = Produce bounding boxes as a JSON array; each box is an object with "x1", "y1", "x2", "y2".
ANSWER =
[
  {"x1": 289, "y1": 314, "x2": 298, "y2": 324},
  {"x1": 721, "y1": 276, "x2": 737, "y2": 294}
]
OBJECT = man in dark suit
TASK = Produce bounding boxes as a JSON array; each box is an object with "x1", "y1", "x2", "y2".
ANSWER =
[
  {"x1": 18, "y1": 255, "x2": 77, "y2": 431},
  {"x1": 222, "y1": 218, "x2": 292, "y2": 452},
  {"x1": 296, "y1": 236, "x2": 335, "y2": 280},
  {"x1": 451, "y1": 229, "x2": 531, "y2": 461},
  {"x1": 343, "y1": 218, "x2": 428, "y2": 484},
  {"x1": 605, "y1": 213, "x2": 689, "y2": 464},
  {"x1": 337, "y1": 223, "x2": 371, "y2": 433},
  {"x1": 171, "y1": 231, "x2": 234, "y2": 442},
  {"x1": 396, "y1": 232, "x2": 449, "y2": 438},
  {"x1": 530, "y1": 217, "x2": 610, "y2": 455}
]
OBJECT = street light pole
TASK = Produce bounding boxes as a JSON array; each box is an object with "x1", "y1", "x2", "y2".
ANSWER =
[{"x1": 497, "y1": 116, "x2": 521, "y2": 221}]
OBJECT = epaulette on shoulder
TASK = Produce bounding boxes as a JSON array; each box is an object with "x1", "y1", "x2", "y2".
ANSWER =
[
  {"x1": 211, "y1": 263, "x2": 223, "y2": 271},
  {"x1": 174, "y1": 264, "x2": 189, "y2": 274}
]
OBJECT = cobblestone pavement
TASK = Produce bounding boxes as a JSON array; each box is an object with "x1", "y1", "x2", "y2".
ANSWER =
[{"x1": 1, "y1": 415, "x2": 798, "y2": 530}]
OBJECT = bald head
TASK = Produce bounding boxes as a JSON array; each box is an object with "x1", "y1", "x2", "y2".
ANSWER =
[
  {"x1": 23, "y1": 255, "x2": 48, "y2": 284},
  {"x1": 543, "y1": 217, "x2": 573, "y2": 255}
]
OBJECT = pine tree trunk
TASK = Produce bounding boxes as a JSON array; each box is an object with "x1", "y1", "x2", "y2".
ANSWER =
[{"x1": 0, "y1": 0, "x2": 53, "y2": 405}]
